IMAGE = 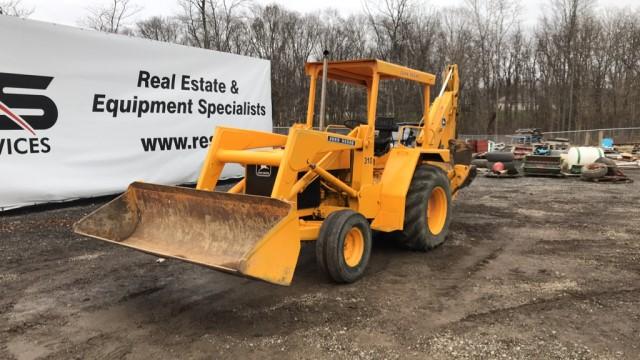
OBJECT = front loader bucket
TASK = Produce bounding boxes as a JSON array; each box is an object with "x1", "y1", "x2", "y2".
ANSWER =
[{"x1": 74, "y1": 182, "x2": 300, "y2": 285}]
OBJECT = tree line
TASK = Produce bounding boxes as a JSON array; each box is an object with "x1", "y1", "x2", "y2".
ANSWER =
[{"x1": 4, "y1": 0, "x2": 640, "y2": 135}]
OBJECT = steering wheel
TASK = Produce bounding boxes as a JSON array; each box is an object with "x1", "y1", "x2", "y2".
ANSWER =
[{"x1": 343, "y1": 119, "x2": 367, "y2": 129}]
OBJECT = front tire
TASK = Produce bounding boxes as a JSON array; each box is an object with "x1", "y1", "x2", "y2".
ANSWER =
[
  {"x1": 316, "y1": 210, "x2": 372, "y2": 283},
  {"x1": 395, "y1": 165, "x2": 452, "y2": 250}
]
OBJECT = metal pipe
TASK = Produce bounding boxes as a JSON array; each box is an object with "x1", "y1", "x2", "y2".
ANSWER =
[
  {"x1": 305, "y1": 74, "x2": 318, "y2": 128},
  {"x1": 288, "y1": 170, "x2": 317, "y2": 200},
  {"x1": 299, "y1": 220, "x2": 322, "y2": 241},
  {"x1": 216, "y1": 149, "x2": 281, "y2": 166},
  {"x1": 287, "y1": 151, "x2": 338, "y2": 200},
  {"x1": 318, "y1": 50, "x2": 329, "y2": 131},
  {"x1": 438, "y1": 67, "x2": 453, "y2": 98},
  {"x1": 420, "y1": 67, "x2": 452, "y2": 128},
  {"x1": 310, "y1": 163, "x2": 358, "y2": 198},
  {"x1": 227, "y1": 178, "x2": 245, "y2": 194}
]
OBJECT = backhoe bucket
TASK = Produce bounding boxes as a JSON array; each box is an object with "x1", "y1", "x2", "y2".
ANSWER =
[{"x1": 73, "y1": 182, "x2": 300, "y2": 285}]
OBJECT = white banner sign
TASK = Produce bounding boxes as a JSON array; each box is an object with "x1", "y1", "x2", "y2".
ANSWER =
[{"x1": 0, "y1": 16, "x2": 272, "y2": 211}]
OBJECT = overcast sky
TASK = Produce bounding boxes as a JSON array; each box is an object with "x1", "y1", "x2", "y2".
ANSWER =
[{"x1": 18, "y1": 0, "x2": 640, "y2": 30}]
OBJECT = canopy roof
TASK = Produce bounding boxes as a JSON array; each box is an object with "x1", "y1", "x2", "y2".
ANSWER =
[{"x1": 305, "y1": 59, "x2": 436, "y2": 86}]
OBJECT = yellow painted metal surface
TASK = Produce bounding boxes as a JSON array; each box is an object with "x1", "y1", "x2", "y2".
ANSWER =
[
  {"x1": 427, "y1": 186, "x2": 448, "y2": 234},
  {"x1": 74, "y1": 59, "x2": 470, "y2": 286},
  {"x1": 305, "y1": 59, "x2": 436, "y2": 86},
  {"x1": 343, "y1": 227, "x2": 365, "y2": 267},
  {"x1": 74, "y1": 182, "x2": 299, "y2": 285},
  {"x1": 370, "y1": 148, "x2": 421, "y2": 231},
  {"x1": 421, "y1": 65, "x2": 459, "y2": 150},
  {"x1": 197, "y1": 127, "x2": 287, "y2": 191},
  {"x1": 356, "y1": 183, "x2": 381, "y2": 218},
  {"x1": 299, "y1": 220, "x2": 322, "y2": 241},
  {"x1": 450, "y1": 164, "x2": 472, "y2": 196},
  {"x1": 271, "y1": 127, "x2": 361, "y2": 200},
  {"x1": 240, "y1": 209, "x2": 300, "y2": 284}
]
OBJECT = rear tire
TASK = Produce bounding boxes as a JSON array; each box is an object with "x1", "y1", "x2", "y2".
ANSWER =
[
  {"x1": 486, "y1": 152, "x2": 515, "y2": 163},
  {"x1": 471, "y1": 158, "x2": 488, "y2": 168},
  {"x1": 316, "y1": 210, "x2": 372, "y2": 283},
  {"x1": 394, "y1": 165, "x2": 452, "y2": 250}
]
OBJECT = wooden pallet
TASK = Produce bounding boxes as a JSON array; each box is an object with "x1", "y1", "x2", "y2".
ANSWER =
[{"x1": 524, "y1": 171, "x2": 565, "y2": 178}]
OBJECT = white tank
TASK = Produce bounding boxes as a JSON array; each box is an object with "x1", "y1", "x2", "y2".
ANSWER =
[{"x1": 565, "y1": 147, "x2": 605, "y2": 168}]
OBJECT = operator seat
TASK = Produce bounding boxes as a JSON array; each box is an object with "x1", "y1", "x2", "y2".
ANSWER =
[
  {"x1": 342, "y1": 117, "x2": 397, "y2": 157},
  {"x1": 374, "y1": 116, "x2": 396, "y2": 157}
]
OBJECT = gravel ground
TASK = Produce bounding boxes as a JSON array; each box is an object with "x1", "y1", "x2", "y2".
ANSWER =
[{"x1": 1, "y1": 171, "x2": 639, "y2": 359}]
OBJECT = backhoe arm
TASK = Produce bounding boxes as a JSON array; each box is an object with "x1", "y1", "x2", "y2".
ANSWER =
[
  {"x1": 422, "y1": 64, "x2": 459, "y2": 150},
  {"x1": 418, "y1": 64, "x2": 473, "y2": 194}
]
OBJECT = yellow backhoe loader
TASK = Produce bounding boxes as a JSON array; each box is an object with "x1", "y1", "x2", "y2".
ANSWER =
[{"x1": 74, "y1": 58, "x2": 475, "y2": 286}]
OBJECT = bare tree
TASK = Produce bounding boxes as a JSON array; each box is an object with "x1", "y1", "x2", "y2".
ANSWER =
[
  {"x1": 208, "y1": 0, "x2": 250, "y2": 52},
  {"x1": 105, "y1": 0, "x2": 640, "y2": 138},
  {"x1": 0, "y1": 0, "x2": 33, "y2": 17},
  {"x1": 465, "y1": 0, "x2": 520, "y2": 137},
  {"x1": 364, "y1": 0, "x2": 416, "y2": 116},
  {"x1": 180, "y1": 0, "x2": 209, "y2": 48},
  {"x1": 81, "y1": 0, "x2": 141, "y2": 33},
  {"x1": 537, "y1": 0, "x2": 595, "y2": 131},
  {"x1": 137, "y1": 16, "x2": 184, "y2": 43},
  {"x1": 179, "y1": 0, "x2": 249, "y2": 52},
  {"x1": 364, "y1": 0, "x2": 414, "y2": 62}
]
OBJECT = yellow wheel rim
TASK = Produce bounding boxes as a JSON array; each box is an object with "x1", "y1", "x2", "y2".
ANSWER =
[
  {"x1": 427, "y1": 186, "x2": 448, "y2": 234},
  {"x1": 343, "y1": 227, "x2": 365, "y2": 267}
]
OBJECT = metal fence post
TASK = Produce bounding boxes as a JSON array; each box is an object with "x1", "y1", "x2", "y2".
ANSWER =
[
  {"x1": 598, "y1": 131, "x2": 604, "y2": 146},
  {"x1": 584, "y1": 132, "x2": 590, "y2": 146}
]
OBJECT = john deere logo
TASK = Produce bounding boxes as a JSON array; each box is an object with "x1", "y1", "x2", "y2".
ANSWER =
[
  {"x1": 0, "y1": 72, "x2": 58, "y2": 135},
  {"x1": 256, "y1": 165, "x2": 272, "y2": 177}
]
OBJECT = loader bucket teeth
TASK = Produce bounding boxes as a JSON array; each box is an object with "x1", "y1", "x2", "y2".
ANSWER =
[{"x1": 73, "y1": 182, "x2": 300, "y2": 285}]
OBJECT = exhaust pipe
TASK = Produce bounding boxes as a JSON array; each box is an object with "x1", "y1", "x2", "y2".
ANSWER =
[{"x1": 318, "y1": 50, "x2": 330, "y2": 131}]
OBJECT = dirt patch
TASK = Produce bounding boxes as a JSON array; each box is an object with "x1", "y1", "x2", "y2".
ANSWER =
[{"x1": 1, "y1": 172, "x2": 640, "y2": 359}]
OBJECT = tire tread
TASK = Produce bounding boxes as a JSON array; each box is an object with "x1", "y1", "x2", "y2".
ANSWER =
[{"x1": 394, "y1": 165, "x2": 452, "y2": 251}]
